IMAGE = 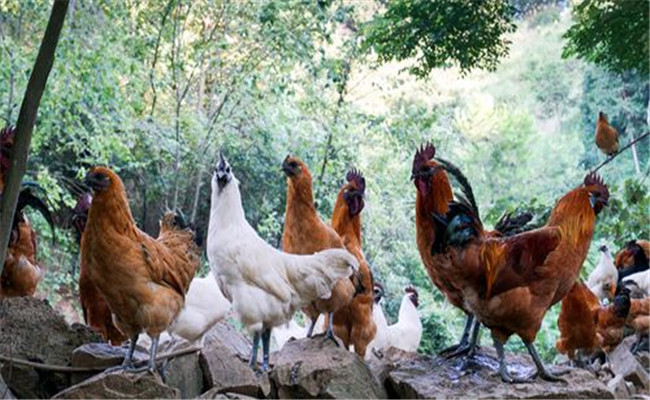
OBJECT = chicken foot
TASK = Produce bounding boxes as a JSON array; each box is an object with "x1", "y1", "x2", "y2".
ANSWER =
[
  {"x1": 321, "y1": 311, "x2": 340, "y2": 346},
  {"x1": 524, "y1": 342, "x2": 569, "y2": 383},
  {"x1": 249, "y1": 332, "x2": 261, "y2": 369},
  {"x1": 104, "y1": 334, "x2": 139, "y2": 373},
  {"x1": 440, "y1": 314, "x2": 477, "y2": 358},
  {"x1": 494, "y1": 336, "x2": 531, "y2": 384},
  {"x1": 261, "y1": 328, "x2": 271, "y2": 372}
]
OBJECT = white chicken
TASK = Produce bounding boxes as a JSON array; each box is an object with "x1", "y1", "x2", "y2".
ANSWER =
[
  {"x1": 587, "y1": 244, "x2": 618, "y2": 302},
  {"x1": 387, "y1": 286, "x2": 422, "y2": 353},
  {"x1": 621, "y1": 270, "x2": 650, "y2": 298},
  {"x1": 272, "y1": 314, "x2": 325, "y2": 350},
  {"x1": 366, "y1": 282, "x2": 389, "y2": 359},
  {"x1": 206, "y1": 154, "x2": 359, "y2": 371}
]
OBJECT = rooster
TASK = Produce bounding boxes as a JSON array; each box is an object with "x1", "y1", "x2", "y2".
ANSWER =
[
  {"x1": 82, "y1": 167, "x2": 200, "y2": 373},
  {"x1": 595, "y1": 111, "x2": 620, "y2": 157},
  {"x1": 281, "y1": 155, "x2": 362, "y2": 344},
  {"x1": 330, "y1": 168, "x2": 376, "y2": 357},
  {"x1": 586, "y1": 244, "x2": 618, "y2": 302},
  {"x1": 387, "y1": 286, "x2": 423, "y2": 353},
  {"x1": 411, "y1": 143, "x2": 533, "y2": 359},
  {"x1": 431, "y1": 170, "x2": 609, "y2": 382},
  {"x1": 71, "y1": 192, "x2": 126, "y2": 345},
  {"x1": 207, "y1": 155, "x2": 359, "y2": 371},
  {"x1": 556, "y1": 281, "x2": 602, "y2": 368}
]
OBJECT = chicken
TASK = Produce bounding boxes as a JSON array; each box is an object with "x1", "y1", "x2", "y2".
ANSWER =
[
  {"x1": 81, "y1": 166, "x2": 200, "y2": 372},
  {"x1": 72, "y1": 193, "x2": 126, "y2": 345},
  {"x1": 1, "y1": 187, "x2": 54, "y2": 298},
  {"x1": 627, "y1": 297, "x2": 650, "y2": 352},
  {"x1": 411, "y1": 143, "x2": 533, "y2": 358},
  {"x1": 330, "y1": 169, "x2": 376, "y2": 357},
  {"x1": 586, "y1": 244, "x2": 618, "y2": 302},
  {"x1": 620, "y1": 271, "x2": 650, "y2": 298},
  {"x1": 595, "y1": 290, "x2": 631, "y2": 352},
  {"x1": 556, "y1": 281, "x2": 602, "y2": 366},
  {"x1": 281, "y1": 155, "x2": 362, "y2": 343},
  {"x1": 595, "y1": 111, "x2": 620, "y2": 156},
  {"x1": 615, "y1": 240, "x2": 650, "y2": 286},
  {"x1": 366, "y1": 282, "x2": 389, "y2": 359},
  {"x1": 207, "y1": 155, "x2": 358, "y2": 371},
  {"x1": 387, "y1": 286, "x2": 423, "y2": 353},
  {"x1": 272, "y1": 319, "x2": 307, "y2": 350},
  {"x1": 431, "y1": 170, "x2": 609, "y2": 382}
]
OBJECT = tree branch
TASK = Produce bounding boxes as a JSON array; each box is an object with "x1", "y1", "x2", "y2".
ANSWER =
[
  {"x1": 590, "y1": 131, "x2": 650, "y2": 175},
  {"x1": 0, "y1": 0, "x2": 69, "y2": 272}
]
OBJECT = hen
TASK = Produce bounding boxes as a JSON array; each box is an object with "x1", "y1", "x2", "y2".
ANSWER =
[
  {"x1": 596, "y1": 290, "x2": 631, "y2": 352},
  {"x1": 331, "y1": 169, "x2": 376, "y2": 357},
  {"x1": 366, "y1": 282, "x2": 389, "y2": 358},
  {"x1": 72, "y1": 192, "x2": 126, "y2": 345},
  {"x1": 387, "y1": 286, "x2": 423, "y2": 353},
  {"x1": 595, "y1": 111, "x2": 620, "y2": 156},
  {"x1": 281, "y1": 155, "x2": 362, "y2": 343},
  {"x1": 615, "y1": 240, "x2": 650, "y2": 285},
  {"x1": 586, "y1": 244, "x2": 618, "y2": 302},
  {"x1": 556, "y1": 281, "x2": 602, "y2": 367},
  {"x1": 207, "y1": 155, "x2": 358, "y2": 371},
  {"x1": 432, "y1": 170, "x2": 609, "y2": 382},
  {"x1": 82, "y1": 166, "x2": 200, "y2": 372}
]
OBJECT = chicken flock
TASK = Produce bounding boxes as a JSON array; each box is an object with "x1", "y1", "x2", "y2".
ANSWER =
[{"x1": 0, "y1": 109, "x2": 648, "y2": 383}]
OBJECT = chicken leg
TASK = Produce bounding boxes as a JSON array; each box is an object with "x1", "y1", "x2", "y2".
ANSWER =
[
  {"x1": 249, "y1": 332, "x2": 261, "y2": 369},
  {"x1": 440, "y1": 314, "x2": 475, "y2": 358},
  {"x1": 261, "y1": 328, "x2": 271, "y2": 372},
  {"x1": 525, "y1": 341, "x2": 568, "y2": 383},
  {"x1": 105, "y1": 334, "x2": 139, "y2": 373},
  {"x1": 494, "y1": 336, "x2": 530, "y2": 384},
  {"x1": 324, "y1": 311, "x2": 340, "y2": 346},
  {"x1": 305, "y1": 317, "x2": 318, "y2": 338}
]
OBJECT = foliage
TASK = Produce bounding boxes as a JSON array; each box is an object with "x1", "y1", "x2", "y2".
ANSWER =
[
  {"x1": 361, "y1": 0, "x2": 517, "y2": 76},
  {"x1": 563, "y1": 0, "x2": 650, "y2": 76}
]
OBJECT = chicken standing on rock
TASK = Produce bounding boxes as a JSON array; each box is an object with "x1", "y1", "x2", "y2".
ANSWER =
[
  {"x1": 331, "y1": 169, "x2": 376, "y2": 357},
  {"x1": 432, "y1": 170, "x2": 609, "y2": 383},
  {"x1": 207, "y1": 155, "x2": 359, "y2": 372},
  {"x1": 82, "y1": 166, "x2": 200, "y2": 373},
  {"x1": 281, "y1": 155, "x2": 363, "y2": 344}
]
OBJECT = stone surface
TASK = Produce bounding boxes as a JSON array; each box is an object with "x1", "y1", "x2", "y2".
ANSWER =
[
  {"x1": 608, "y1": 375, "x2": 631, "y2": 399},
  {"x1": 386, "y1": 348, "x2": 614, "y2": 399},
  {"x1": 199, "y1": 387, "x2": 258, "y2": 399},
  {"x1": 0, "y1": 297, "x2": 102, "y2": 399},
  {"x1": 52, "y1": 370, "x2": 180, "y2": 399},
  {"x1": 166, "y1": 350, "x2": 205, "y2": 398},
  {"x1": 70, "y1": 342, "x2": 149, "y2": 385},
  {"x1": 0, "y1": 374, "x2": 14, "y2": 399},
  {"x1": 202, "y1": 321, "x2": 252, "y2": 360},
  {"x1": 199, "y1": 344, "x2": 270, "y2": 398},
  {"x1": 270, "y1": 338, "x2": 387, "y2": 399}
]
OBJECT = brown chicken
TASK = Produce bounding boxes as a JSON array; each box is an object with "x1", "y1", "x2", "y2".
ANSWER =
[
  {"x1": 411, "y1": 143, "x2": 532, "y2": 357},
  {"x1": 331, "y1": 169, "x2": 376, "y2": 357},
  {"x1": 627, "y1": 297, "x2": 650, "y2": 351},
  {"x1": 595, "y1": 112, "x2": 620, "y2": 156},
  {"x1": 0, "y1": 188, "x2": 54, "y2": 298},
  {"x1": 614, "y1": 239, "x2": 650, "y2": 269},
  {"x1": 71, "y1": 192, "x2": 126, "y2": 345},
  {"x1": 281, "y1": 155, "x2": 360, "y2": 342},
  {"x1": 595, "y1": 291, "x2": 631, "y2": 352},
  {"x1": 82, "y1": 166, "x2": 200, "y2": 372},
  {"x1": 432, "y1": 171, "x2": 609, "y2": 382},
  {"x1": 556, "y1": 281, "x2": 602, "y2": 366}
]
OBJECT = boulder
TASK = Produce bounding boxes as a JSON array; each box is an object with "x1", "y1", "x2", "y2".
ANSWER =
[
  {"x1": 608, "y1": 375, "x2": 632, "y2": 399},
  {"x1": 0, "y1": 297, "x2": 102, "y2": 398},
  {"x1": 270, "y1": 338, "x2": 387, "y2": 399},
  {"x1": 70, "y1": 343, "x2": 149, "y2": 384},
  {"x1": 52, "y1": 370, "x2": 179, "y2": 399},
  {"x1": 199, "y1": 344, "x2": 270, "y2": 398},
  {"x1": 199, "y1": 388, "x2": 258, "y2": 399},
  {"x1": 165, "y1": 350, "x2": 204, "y2": 399},
  {"x1": 387, "y1": 348, "x2": 614, "y2": 399},
  {"x1": 0, "y1": 373, "x2": 14, "y2": 399},
  {"x1": 202, "y1": 321, "x2": 252, "y2": 360}
]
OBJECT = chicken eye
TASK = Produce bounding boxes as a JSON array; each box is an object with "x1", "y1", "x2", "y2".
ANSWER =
[
  {"x1": 290, "y1": 161, "x2": 298, "y2": 168},
  {"x1": 226, "y1": 166, "x2": 231, "y2": 173}
]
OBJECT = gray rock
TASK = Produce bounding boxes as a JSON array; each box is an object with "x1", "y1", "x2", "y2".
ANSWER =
[
  {"x1": 387, "y1": 348, "x2": 614, "y2": 399},
  {"x1": 0, "y1": 297, "x2": 102, "y2": 398},
  {"x1": 0, "y1": 374, "x2": 14, "y2": 399},
  {"x1": 199, "y1": 388, "x2": 258, "y2": 399},
  {"x1": 70, "y1": 342, "x2": 149, "y2": 384},
  {"x1": 52, "y1": 370, "x2": 179, "y2": 399},
  {"x1": 199, "y1": 344, "x2": 270, "y2": 398},
  {"x1": 609, "y1": 343, "x2": 639, "y2": 377},
  {"x1": 202, "y1": 321, "x2": 252, "y2": 360},
  {"x1": 608, "y1": 375, "x2": 631, "y2": 399},
  {"x1": 165, "y1": 350, "x2": 205, "y2": 398},
  {"x1": 624, "y1": 363, "x2": 649, "y2": 391},
  {"x1": 270, "y1": 338, "x2": 387, "y2": 399}
]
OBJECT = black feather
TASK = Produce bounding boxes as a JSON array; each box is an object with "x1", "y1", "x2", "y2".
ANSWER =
[
  {"x1": 434, "y1": 157, "x2": 480, "y2": 221},
  {"x1": 494, "y1": 211, "x2": 534, "y2": 236},
  {"x1": 13, "y1": 185, "x2": 55, "y2": 245}
]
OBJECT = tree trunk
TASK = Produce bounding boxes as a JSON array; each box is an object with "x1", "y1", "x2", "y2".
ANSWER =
[
  {"x1": 631, "y1": 137, "x2": 641, "y2": 174},
  {"x1": 0, "y1": 0, "x2": 69, "y2": 270}
]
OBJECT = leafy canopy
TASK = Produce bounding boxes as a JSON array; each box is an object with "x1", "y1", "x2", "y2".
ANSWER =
[
  {"x1": 563, "y1": 0, "x2": 650, "y2": 75},
  {"x1": 362, "y1": 0, "x2": 517, "y2": 77}
]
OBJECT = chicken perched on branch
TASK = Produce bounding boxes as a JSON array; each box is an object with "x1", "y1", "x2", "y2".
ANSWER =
[
  {"x1": 595, "y1": 111, "x2": 620, "y2": 157},
  {"x1": 82, "y1": 167, "x2": 200, "y2": 373},
  {"x1": 207, "y1": 155, "x2": 358, "y2": 371},
  {"x1": 586, "y1": 245, "x2": 618, "y2": 302},
  {"x1": 331, "y1": 168, "x2": 376, "y2": 357},
  {"x1": 432, "y1": 169, "x2": 609, "y2": 382},
  {"x1": 556, "y1": 281, "x2": 602, "y2": 367},
  {"x1": 282, "y1": 155, "x2": 362, "y2": 344},
  {"x1": 411, "y1": 143, "x2": 532, "y2": 359},
  {"x1": 71, "y1": 192, "x2": 125, "y2": 345}
]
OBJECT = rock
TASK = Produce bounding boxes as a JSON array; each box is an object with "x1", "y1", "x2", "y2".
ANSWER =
[
  {"x1": 624, "y1": 363, "x2": 650, "y2": 391},
  {"x1": 203, "y1": 321, "x2": 252, "y2": 360},
  {"x1": 199, "y1": 344, "x2": 270, "y2": 398},
  {"x1": 165, "y1": 350, "x2": 205, "y2": 399},
  {"x1": 199, "y1": 387, "x2": 258, "y2": 399},
  {"x1": 270, "y1": 338, "x2": 387, "y2": 399},
  {"x1": 608, "y1": 375, "x2": 631, "y2": 399},
  {"x1": 52, "y1": 370, "x2": 180, "y2": 399},
  {"x1": 609, "y1": 342, "x2": 639, "y2": 377},
  {"x1": 70, "y1": 343, "x2": 149, "y2": 384},
  {"x1": 387, "y1": 347, "x2": 614, "y2": 399},
  {"x1": 0, "y1": 297, "x2": 102, "y2": 398}
]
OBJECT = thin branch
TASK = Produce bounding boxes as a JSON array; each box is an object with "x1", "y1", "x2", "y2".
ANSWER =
[
  {"x1": 590, "y1": 132, "x2": 650, "y2": 175},
  {"x1": 148, "y1": 0, "x2": 176, "y2": 117},
  {"x1": 0, "y1": 346, "x2": 201, "y2": 374}
]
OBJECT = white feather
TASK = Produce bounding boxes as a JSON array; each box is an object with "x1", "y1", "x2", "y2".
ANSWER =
[
  {"x1": 622, "y1": 270, "x2": 650, "y2": 296},
  {"x1": 206, "y1": 170, "x2": 358, "y2": 334},
  {"x1": 365, "y1": 300, "x2": 389, "y2": 359},
  {"x1": 386, "y1": 294, "x2": 422, "y2": 352},
  {"x1": 587, "y1": 246, "x2": 618, "y2": 302}
]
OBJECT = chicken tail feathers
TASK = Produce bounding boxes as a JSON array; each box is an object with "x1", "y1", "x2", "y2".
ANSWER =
[
  {"x1": 14, "y1": 184, "x2": 55, "y2": 245},
  {"x1": 494, "y1": 210, "x2": 534, "y2": 237},
  {"x1": 434, "y1": 157, "x2": 480, "y2": 221}
]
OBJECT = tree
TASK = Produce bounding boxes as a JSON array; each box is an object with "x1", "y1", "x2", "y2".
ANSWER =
[
  {"x1": 0, "y1": 0, "x2": 68, "y2": 270},
  {"x1": 563, "y1": 0, "x2": 650, "y2": 76},
  {"x1": 361, "y1": 0, "x2": 517, "y2": 77}
]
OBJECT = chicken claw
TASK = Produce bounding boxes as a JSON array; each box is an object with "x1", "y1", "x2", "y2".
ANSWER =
[
  {"x1": 104, "y1": 334, "x2": 139, "y2": 374},
  {"x1": 525, "y1": 342, "x2": 569, "y2": 383},
  {"x1": 439, "y1": 315, "x2": 473, "y2": 357}
]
